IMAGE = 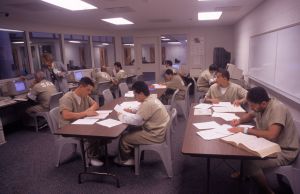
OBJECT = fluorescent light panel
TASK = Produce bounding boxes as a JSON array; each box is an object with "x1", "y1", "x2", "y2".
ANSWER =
[
  {"x1": 69, "y1": 40, "x2": 81, "y2": 43},
  {"x1": 101, "y1": 17, "x2": 134, "y2": 25},
  {"x1": 198, "y1": 11, "x2": 222, "y2": 20},
  {"x1": 161, "y1": 38, "x2": 170, "y2": 41},
  {"x1": 41, "y1": 0, "x2": 97, "y2": 11},
  {"x1": 12, "y1": 41, "x2": 25, "y2": 44},
  {"x1": 123, "y1": 43, "x2": 134, "y2": 46},
  {"x1": 168, "y1": 42, "x2": 181, "y2": 45},
  {"x1": 0, "y1": 28, "x2": 23, "y2": 32}
]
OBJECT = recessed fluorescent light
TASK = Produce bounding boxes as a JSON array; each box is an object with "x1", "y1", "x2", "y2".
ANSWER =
[
  {"x1": 12, "y1": 41, "x2": 25, "y2": 44},
  {"x1": 101, "y1": 17, "x2": 134, "y2": 25},
  {"x1": 168, "y1": 42, "x2": 181, "y2": 45},
  {"x1": 101, "y1": 43, "x2": 110, "y2": 46},
  {"x1": 161, "y1": 36, "x2": 166, "y2": 39},
  {"x1": 41, "y1": 0, "x2": 97, "y2": 11},
  {"x1": 69, "y1": 40, "x2": 81, "y2": 43},
  {"x1": 0, "y1": 28, "x2": 23, "y2": 32},
  {"x1": 161, "y1": 38, "x2": 170, "y2": 41},
  {"x1": 123, "y1": 43, "x2": 134, "y2": 46},
  {"x1": 198, "y1": 11, "x2": 222, "y2": 20}
]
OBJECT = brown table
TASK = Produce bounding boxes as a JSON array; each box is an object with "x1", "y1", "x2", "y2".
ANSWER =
[
  {"x1": 182, "y1": 103, "x2": 269, "y2": 193},
  {"x1": 55, "y1": 97, "x2": 133, "y2": 187}
]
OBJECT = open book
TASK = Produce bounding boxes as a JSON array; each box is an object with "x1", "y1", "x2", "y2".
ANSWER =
[{"x1": 221, "y1": 132, "x2": 281, "y2": 158}]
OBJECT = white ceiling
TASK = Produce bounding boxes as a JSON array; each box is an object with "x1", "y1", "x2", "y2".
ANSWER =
[{"x1": 0, "y1": 0, "x2": 264, "y2": 31}]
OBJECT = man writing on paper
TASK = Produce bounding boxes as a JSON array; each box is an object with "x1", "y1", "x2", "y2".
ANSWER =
[
  {"x1": 159, "y1": 69, "x2": 186, "y2": 105},
  {"x1": 59, "y1": 77, "x2": 104, "y2": 167},
  {"x1": 197, "y1": 63, "x2": 218, "y2": 93},
  {"x1": 114, "y1": 81, "x2": 170, "y2": 166},
  {"x1": 204, "y1": 68, "x2": 247, "y2": 106},
  {"x1": 229, "y1": 87, "x2": 299, "y2": 194}
]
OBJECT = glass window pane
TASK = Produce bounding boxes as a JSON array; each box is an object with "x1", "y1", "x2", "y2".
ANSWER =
[
  {"x1": 122, "y1": 36, "x2": 134, "y2": 66},
  {"x1": 29, "y1": 32, "x2": 62, "y2": 72},
  {"x1": 92, "y1": 36, "x2": 115, "y2": 68},
  {"x1": 141, "y1": 44, "x2": 155, "y2": 64},
  {"x1": 64, "y1": 34, "x2": 91, "y2": 70},
  {"x1": 0, "y1": 29, "x2": 30, "y2": 79}
]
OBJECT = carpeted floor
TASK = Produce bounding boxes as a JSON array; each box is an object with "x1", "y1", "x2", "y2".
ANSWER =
[{"x1": 0, "y1": 115, "x2": 290, "y2": 194}]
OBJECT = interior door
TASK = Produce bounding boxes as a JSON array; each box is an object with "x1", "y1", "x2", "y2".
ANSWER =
[{"x1": 134, "y1": 36, "x2": 161, "y2": 83}]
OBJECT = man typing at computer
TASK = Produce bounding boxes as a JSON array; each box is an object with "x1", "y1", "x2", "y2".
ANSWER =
[{"x1": 26, "y1": 71, "x2": 58, "y2": 114}]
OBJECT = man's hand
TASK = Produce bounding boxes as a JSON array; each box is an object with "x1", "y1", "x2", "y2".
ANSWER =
[
  {"x1": 231, "y1": 119, "x2": 240, "y2": 127},
  {"x1": 228, "y1": 127, "x2": 243, "y2": 133},
  {"x1": 123, "y1": 108, "x2": 136, "y2": 114},
  {"x1": 84, "y1": 110, "x2": 98, "y2": 117},
  {"x1": 210, "y1": 99, "x2": 220, "y2": 104},
  {"x1": 233, "y1": 99, "x2": 242, "y2": 106}
]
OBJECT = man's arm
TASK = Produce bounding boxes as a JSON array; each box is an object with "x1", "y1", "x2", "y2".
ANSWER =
[
  {"x1": 118, "y1": 112, "x2": 144, "y2": 126},
  {"x1": 86, "y1": 101, "x2": 99, "y2": 111}
]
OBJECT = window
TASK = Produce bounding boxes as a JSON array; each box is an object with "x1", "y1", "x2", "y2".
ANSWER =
[
  {"x1": 64, "y1": 34, "x2": 91, "y2": 70},
  {"x1": 0, "y1": 29, "x2": 30, "y2": 79},
  {"x1": 92, "y1": 36, "x2": 115, "y2": 68}
]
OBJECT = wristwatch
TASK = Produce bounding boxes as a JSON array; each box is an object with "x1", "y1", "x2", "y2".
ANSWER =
[{"x1": 243, "y1": 127, "x2": 249, "y2": 134}]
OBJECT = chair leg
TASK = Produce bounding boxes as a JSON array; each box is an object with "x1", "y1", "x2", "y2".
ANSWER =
[
  {"x1": 34, "y1": 116, "x2": 39, "y2": 132},
  {"x1": 134, "y1": 146, "x2": 140, "y2": 175},
  {"x1": 56, "y1": 144, "x2": 64, "y2": 167},
  {"x1": 158, "y1": 148, "x2": 173, "y2": 177}
]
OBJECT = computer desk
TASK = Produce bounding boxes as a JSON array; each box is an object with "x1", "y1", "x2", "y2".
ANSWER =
[
  {"x1": 0, "y1": 96, "x2": 30, "y2": 145},
  {"x1": 181, "y1": 103, "x2": 274, "y2": 194},
  {"x1": 55, "y1": 97, "x2": 131, "y2": 187}
]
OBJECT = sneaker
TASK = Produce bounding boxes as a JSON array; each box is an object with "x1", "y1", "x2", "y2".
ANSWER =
[
  {"x1": 113, "y1": 156, "x2": 135, "y2": 166},
  {"x1": 90, "y1": 158, "x2": 104, "y2": 167}
]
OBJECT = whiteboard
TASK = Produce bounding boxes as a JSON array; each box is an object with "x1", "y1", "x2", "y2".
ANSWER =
[{"x1": 248, "y1": 24, "x2": 300, "y2": 102}]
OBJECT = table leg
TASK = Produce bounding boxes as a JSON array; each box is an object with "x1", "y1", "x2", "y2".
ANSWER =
[
  {"x1": 238, "y1": 160, "x2": 244, "y2": 193},
  {"x1": 207, "y1": 158, "x2": 210, "y2": 194},
  {"x1": 78, "y1": 138, "x2": 120, "y2": 188}
]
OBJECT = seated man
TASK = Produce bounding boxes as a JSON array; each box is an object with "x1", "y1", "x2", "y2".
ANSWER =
[
  {"x1": 114, "y1": 81, "x2": 170, "y2": 166},
  {"x1": 59, "y1": 77, "x2": 103, "y2": 166},
  {"x1": 197, "y1": 64, "x2": 218, "y2": 93},
  {"x1": 26, "y1": 71, "x2": 58, "y2": 114},
  {"x1": 204, "y1": 68, "x2": 247, "y2": 106},
  {"x1": 94, "y1": 66, "x2": 111, "y2": 83},
  {"x1": 229, "y1": 87, "x2": 299, "y2": 194},
  {"x1": 160, "y1": 69, "x2": 186, "y2": 105}
]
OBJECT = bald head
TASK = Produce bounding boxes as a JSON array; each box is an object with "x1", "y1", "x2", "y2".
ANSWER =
[{"x1": 35, "y1": 71, "x2": 46, "y2": 82}]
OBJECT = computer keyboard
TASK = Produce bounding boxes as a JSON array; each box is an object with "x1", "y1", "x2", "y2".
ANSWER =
[{"x1": 14, "y1": 93, "x2": 28, "y2": 101}]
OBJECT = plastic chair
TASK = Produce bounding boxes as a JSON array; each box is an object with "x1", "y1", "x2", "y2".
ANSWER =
[
  {"x1": 191, "y1": 77, "x2": 205, "y2": 103},
  {"x1": 34, "y1": 92, "x2": 63, "y2": 132},
  {"x1": 175, "y1": 83, "x2": 192, "y2": 119},
  {"x1": 49, "y1": 107, "x2": 82, "y2": 167},
  {"x1": 164, "y1": 89, "x2": 179, "y2": 126},
  {"x1": 118, "y1": 82, "x2": 129, "y2": 97},
  {"x1": 102, "y1": 89, "x2": 114, "y2": 104},
  {"x1": 273, "y1": 121, "x2": 300, "y2": 193},
  {"x1": 134, "y1": 108, "x2": 176, "y2": 177},
  {"x1": 91, "y1": 81, "x2": 111, "y2": 104}
]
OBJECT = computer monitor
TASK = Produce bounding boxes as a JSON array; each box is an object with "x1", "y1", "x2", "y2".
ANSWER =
[
  {"x1": 6, "y1": 80, "x2": 28, "y2": 96},
  {"x1": 74, "y1": 71, "x2": 83, "y2": 82}
]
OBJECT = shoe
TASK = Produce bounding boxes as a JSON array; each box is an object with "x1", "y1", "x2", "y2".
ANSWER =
[
  {"x1": 90, "y1": 158, "x2": 104, "y2": 167},
  {"x1": 113, "y1": 156, "x2": 135, "y2": 166}
]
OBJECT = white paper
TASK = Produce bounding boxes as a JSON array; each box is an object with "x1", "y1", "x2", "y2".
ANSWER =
[
  {"x1": 212, "y1": 102, "x2": 232, "y2": 107},
  {"x1": 193, "y1": 121, "x2": 221, "y2": 130},
  {"x1": 85, "y1": 110, "x2": 113, "y2": 119},
  {"x1": 72, "y1": 118, "x2": 98, "y2": 125},
  {"x1": 96, "y1": 118, "x2": 123, "y2": 128},
  {"x1": 125, "y1": 91, "x2": 134, "y2": 97},
  {"x1": 196, "y1": 124, "x2": 234, "y2": 140},
  {"x1": 212, "y1": 112, "x2": 240, "y2": 121},
  {"x1": 212, "y1": 105, "x2": 245, "y2": 113},
  {"x1": 114, "y1": 104, "x2": 124, "y2": 113},
  {"x1": 120, "y1": 101, "x2": 140, "y2": 110},
  {"x1": 194, "y1": 109, "x2": 212, "y2": 116},
  {"x1": 193, "y1": 103, "x2": 212, "y2": 109}
]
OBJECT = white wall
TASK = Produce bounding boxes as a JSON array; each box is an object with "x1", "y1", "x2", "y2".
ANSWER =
[
  {"x1": 164, "y1": 44, "x2": 187, "y2": 65},
  {"x1": 234, "y1": 0, "x2": 300, "y2": 118}
]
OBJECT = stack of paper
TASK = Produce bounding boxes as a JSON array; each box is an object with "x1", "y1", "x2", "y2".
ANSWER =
[
  {"x1": 197, "y1": 124, "x2": 234, "y2": 140},
  {"x1": 212, "y1": 112, "x2": 239, "y2": 121},
  {"x1": 193, "y1": 103, "x2": 212, "y2": 109},
  {"x1": 120, "y1": 101, "x2": 140, "y2": 110},
  {"x1": 96, "y1": 118, "x2": 123, "y2": 128},
  {"x1": 72, "y1": 118, "x2": 98, "y2": 125},
  {"x1": 193, "y1": 121, "x2": 221, "y2": 130},
  {"x1": 212, "y1": 102, "x2": 245, "y2": 113},
  {"x1": 125, "y1": 91, "x2": 134, "y2": 97},
  {"x1": 85, "y1": 110, "x2": 113, "y2": 119},
  {"x1": 194, "y1": 109, "x2": 212, "y2": 116}
]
